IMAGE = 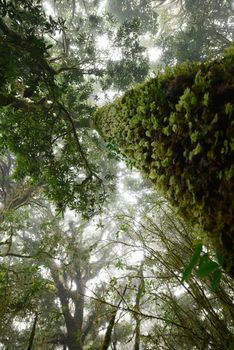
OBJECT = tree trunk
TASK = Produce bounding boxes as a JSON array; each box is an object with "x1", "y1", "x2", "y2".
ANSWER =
[
  {"x1": 95, "y1": 48, "x2": 234, "y2": 276},
  {"x1": 50, "y1": 267, "x2": 84, "y2": 350},
  {"x1": 66, "y1": 334, "x2": 83, "y2": 350}
]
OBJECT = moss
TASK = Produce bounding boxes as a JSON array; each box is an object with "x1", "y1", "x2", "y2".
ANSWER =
[{"x1": 95, "y1": 46, "x2": 234, "y2": 276}]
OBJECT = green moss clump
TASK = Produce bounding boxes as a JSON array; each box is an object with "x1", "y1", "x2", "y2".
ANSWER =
[{"x1": 95, "y1": 46, "x2": 234, "y2": 275}]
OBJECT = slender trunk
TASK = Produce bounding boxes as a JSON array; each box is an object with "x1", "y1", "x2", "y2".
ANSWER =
[
  {"x1": 100, "y1": 310, "x2": 118, "y2": 350},
  {"x1": 134, "y1": 265, "x2": 144, "y2": 350},
  {"x1": 134, "y1": 319, "x2": 140, "y2": 350},
  {"x1": 26, "y1": 313, "x2": 38, "y2": 350},
  {"x1": 100, "y1": 286, "x2": 127, "y2": 350}
]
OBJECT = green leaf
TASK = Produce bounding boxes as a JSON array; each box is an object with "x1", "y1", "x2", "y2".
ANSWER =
[
  {"x1": 197, "y1": 256, "x2": 219, "y2": 278},
  {"x1": 115, "y1": 259, "x2": 124, "y2": 270},
  {"x1": 181, "y1": 243, "x2": 202, "y2": 283},
  {"x1": 211, "y1": 269, "x2": 222, "y2": 291},
  {"x1": 46, "y1": 44, "x2": 53, "y2": 50}
]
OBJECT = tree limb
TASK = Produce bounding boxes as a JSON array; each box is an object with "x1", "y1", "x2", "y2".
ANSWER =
[
  {"x1": 57, "y1": 102, "x2": 98, "y2": 177},
  {"x1": 0, "y1": 252, "x2": 35, "y2": 258}
]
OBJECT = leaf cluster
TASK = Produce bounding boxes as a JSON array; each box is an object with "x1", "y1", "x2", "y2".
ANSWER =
[{"x1": 0, "y1": 5, "x2": 115, "y2": 217}]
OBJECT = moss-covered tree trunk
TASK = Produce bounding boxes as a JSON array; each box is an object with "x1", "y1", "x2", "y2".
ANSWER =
[{"x1": 95, "y1": 46, "x2": 234, "y2": 275}]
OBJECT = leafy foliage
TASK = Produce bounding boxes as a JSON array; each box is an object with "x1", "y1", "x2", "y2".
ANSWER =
[
  {"x1": 106, "y1": 0, "x2": 158, "y2": 33},
  {"x1": 0, "y1": 1, "x2": 118, "y2": 217},
  {"x1": 156, "y1": 0, "x2": 234, "y2": 64},
  {"x1": 102, "y1": 18, "x2": 150, "y2": 90},
  {"x1": 181, "y1": 243, "x2": 202, "y2": 282}
]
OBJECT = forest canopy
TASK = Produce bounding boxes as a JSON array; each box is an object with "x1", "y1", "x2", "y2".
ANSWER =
[{"x1": 0, "y1": 1, "x2": 234, "y2": 349}]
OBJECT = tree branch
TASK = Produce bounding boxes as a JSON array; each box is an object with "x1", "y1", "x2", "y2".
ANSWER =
[
  {"x1": 83, "y1": 289, "x2": 197, "y2": 333},
  {"x1": 57, "y1": 102, "x2": 98, "y2": 177},
  {"x1": 0, "y1": 252, "x2": 35, "y2": 258},
  {"x1": 0, "y1": 93, "x2": 42, "y2": 112}
]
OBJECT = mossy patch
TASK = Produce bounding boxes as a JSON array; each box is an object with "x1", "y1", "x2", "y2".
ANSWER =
[{"x1": 95, "y1": 45, "x2": 234, "y2": 276}]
